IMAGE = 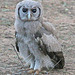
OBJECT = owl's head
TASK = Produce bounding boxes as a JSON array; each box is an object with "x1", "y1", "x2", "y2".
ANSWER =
[{"x1": 15, "y1": 0, "x2": 43, "y2": 21}]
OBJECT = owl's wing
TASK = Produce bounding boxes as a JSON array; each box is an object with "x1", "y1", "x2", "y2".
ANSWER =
[
  {"x1": 41, "y1": 34, "x2": 65, "y2": 69},
  {"x1": 42, "y1": 34, "x2": 61, "y2": 52},
  {"x1": 34, "y1": 33, "x2": 65, "y2": 69},
  {"x1": 15, "y1": 31, "x2": 19, "y2": 52},
  {"x1": 42, "y1": 21, "x2": 58, "y2": 38}
]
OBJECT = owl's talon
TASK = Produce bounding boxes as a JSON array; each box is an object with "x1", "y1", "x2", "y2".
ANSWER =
[
  {"x1": 27, "y1": 69, "x2": 36, "y2": 74},
  {"x1": 41, "y1": 71, "x2": 49, "y2": 74},
  {"x1": 34, "y1": 70, "x2": 40, "y2": 75}
]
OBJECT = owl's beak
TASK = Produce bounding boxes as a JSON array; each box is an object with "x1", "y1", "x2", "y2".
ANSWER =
[{"x1": 28, "y1": 11, "x2": 31, "y2": 20}]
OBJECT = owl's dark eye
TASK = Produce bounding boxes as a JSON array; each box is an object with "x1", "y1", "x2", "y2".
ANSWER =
[
  {"x1": 22, "y1": 8, "x2": 28, "y2": 13},
  {"x1": 31, "y1": 9, "x2": 37, "y2": 13}
]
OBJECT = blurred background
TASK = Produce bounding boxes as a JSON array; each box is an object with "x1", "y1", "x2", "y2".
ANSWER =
[{"x1": 0, "y1": 0, "x2": 75, "y2": 75}]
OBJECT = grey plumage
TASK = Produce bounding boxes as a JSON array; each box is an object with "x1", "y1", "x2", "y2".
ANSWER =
[{"x1": 14, "y1": 0, "x2": 65, "y2": 71}]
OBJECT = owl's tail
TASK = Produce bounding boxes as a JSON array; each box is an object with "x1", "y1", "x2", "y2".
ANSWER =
[{"x1": 48, "y1": 51, "x2": 65, "y2": 69}]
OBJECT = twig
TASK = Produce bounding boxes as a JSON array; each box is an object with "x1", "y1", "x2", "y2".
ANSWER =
[
  {"x1": 25, "y1": 58, "x2": 32, "y2": 66},
  {"x1": 24, "y1": 54, "x2": 31, "y2": 61},
  {"x1": 11, "y1": 44, "x2": 32, "y2": 68},
  {"x1": 11, "y1": 44, "x2": 24, "y2": 67},
  {"x1": 50, "y1": 58, "x2": 62, "y2": 71}
]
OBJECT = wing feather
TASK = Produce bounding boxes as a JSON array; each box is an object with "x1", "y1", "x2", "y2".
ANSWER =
[
  {"x1": 15, "y1": 31, "x2": 19, "y2": 52},
  {"x1": 42, "y1": 34, "x2": 61, "y2": 52},
  {"x1": 34, "y1": 33, "x2": 65, "y2": 69},
  {"x1": 41, "y1": 34, "x2": 65, "y2": 69},
  {"x1": 42, "y1": 21, "x2": 58, "y2": 38}
]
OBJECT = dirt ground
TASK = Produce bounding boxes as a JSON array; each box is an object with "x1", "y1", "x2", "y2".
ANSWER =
[{"x1": 0, "y1": 0, "x2": 75, "y2": 75}]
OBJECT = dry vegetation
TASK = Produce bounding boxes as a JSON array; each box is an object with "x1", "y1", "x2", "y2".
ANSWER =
[{"x1": 0, "y1": 0, "x2": 75, "y2": 75}]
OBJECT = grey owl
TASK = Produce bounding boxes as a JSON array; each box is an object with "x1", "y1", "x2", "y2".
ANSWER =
[{"x1": 14, "y1": 0, "x2": 65, "y2": 74}]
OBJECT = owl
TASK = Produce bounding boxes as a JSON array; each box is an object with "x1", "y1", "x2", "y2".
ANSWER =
[{"x1": 14, "y1": 0, "x2": 65, "y2": 74}]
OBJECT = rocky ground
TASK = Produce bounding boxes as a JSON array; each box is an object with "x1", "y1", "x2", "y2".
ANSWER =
[{"x1": 0, "y1": 0, "x2": 75, "y2": 75}]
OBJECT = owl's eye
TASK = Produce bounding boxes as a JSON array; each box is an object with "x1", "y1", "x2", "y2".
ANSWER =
[
  {"x1": 31, "y1": 9, "x2": 37, "y2": 13},
  {"x1": 22, "y1": 8, "x2": 28, "y2": 13}
]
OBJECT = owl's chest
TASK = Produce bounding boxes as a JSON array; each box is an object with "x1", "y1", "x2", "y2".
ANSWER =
[{"x1": 23, "y1": 21, "x2": 42, "y2": 34}]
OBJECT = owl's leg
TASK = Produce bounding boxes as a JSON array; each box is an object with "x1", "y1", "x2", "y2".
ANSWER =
[
  {"x1": 26, "y1": 59, "x2": 34, "y2": 69},
  {"x1": 27, "y1": 59, "x2": 42, "y2": 74},
  {"x1": 34, "y1": 59, "x2": 41, "y2": 70},
  {"x1": 29, "y1": 56, "x2": 35, "y2": 69},
  {"x1": 33, "y1": 59, "x2": 42, "y2": 75},
  {"x1": 27, "y1": 63, "x2": 36, "y2": 74},
  {"x1": 26, "y1": 57, "x2": 36, "y2": 74},
  {"x1": 25, "y1": 56, "x2": 35, "y2": 70},
  {"x1": 30, "y1": 62, "x2": 34, "y2": 69}
]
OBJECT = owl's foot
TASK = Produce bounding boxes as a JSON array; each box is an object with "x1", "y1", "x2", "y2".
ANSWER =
[
  {"x1": 27, "y1": 69, "x2": 36, "y2": 74},
  {"x1": 34, "y1": 69, "x2": 40, "y2": 75},
  {"x1": 41, "y1": 70, "x2": 49, "y2": 74},
  {"x1": 27, "y1": 69, "x2": 40, "y2": 75},
  {"x1": 35, "y1": 70, "x2": 49, "y2": 75},
  {"x1": 27, "y1": 69, "x2": 49, "y2": 75}
]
